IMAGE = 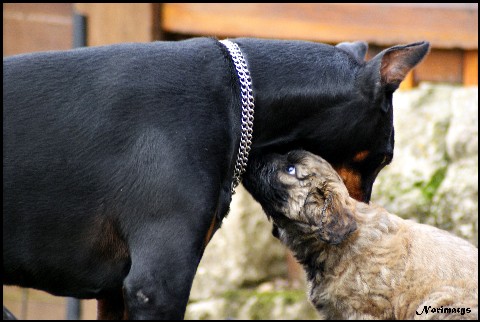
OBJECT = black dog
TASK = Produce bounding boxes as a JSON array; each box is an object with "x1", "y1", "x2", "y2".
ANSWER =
[{"x1": 3, "y1": 37, "x2": 429, "y2": 319}]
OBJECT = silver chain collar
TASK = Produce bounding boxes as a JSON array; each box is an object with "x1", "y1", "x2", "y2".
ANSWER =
[{"x1": 219, "y1": 39, "x2": 255, "y2": 195}]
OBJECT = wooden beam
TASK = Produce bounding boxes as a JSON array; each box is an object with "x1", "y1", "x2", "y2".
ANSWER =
[
  {"x1": 74, "y1": 3, "x2": 160, "y2": 47},
  {"x1": 161, "y1": 3, "x2": 478, "y2": 49},
  {"x1": 3, "y1": 3, "x2": 73, "y2": 56},
  {"x1": 399, "y1": 71, "x2": 415, "y2": 90},
  {"x1": 463, "y1": 50, "x2": 478, "y2": 86},
  {"x1": 414, "y1": 48, "x2": 464, "y2": 84}
]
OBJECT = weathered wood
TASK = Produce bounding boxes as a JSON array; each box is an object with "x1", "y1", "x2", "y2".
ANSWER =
[
  {"x1": 74, "y1": 3, "x2": 160, "y2": 46},
  {"x1": 415, "y1": 49, "x2": 464, "y2": 84},
  {"x1": 399, "y1": 72, "x2": 415, "y2": 90},
  {"x1": 3, "y1": 3, "x2": 72, "y2": 56},
  {"x1": 463, "y1": 50, "x2": 478, "y2": 86},
  {"x1": 161, "y1": 3, "x2": 478, "y2": 49}
]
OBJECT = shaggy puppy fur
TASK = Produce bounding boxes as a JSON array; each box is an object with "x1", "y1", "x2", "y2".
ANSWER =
[{"x1": 243, "y1": 150, "x2": 478, "y2": 320}]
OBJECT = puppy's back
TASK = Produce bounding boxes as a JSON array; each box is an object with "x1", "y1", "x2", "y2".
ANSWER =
[{"x1": 407, "y1": 220, "x2": 477, "y2": 280}]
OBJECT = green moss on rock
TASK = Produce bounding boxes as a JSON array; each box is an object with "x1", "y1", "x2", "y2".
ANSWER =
[
  {"x1": 187, "y1": 288, "x2": 319, "y2": 320},
  {"x1": 414, "y1": 166, "x2": 448, "y2": 202}
]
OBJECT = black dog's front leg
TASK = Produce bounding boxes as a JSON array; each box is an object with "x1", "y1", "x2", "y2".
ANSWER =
[
  {"x1": 122, "y1": 217, "x2": 206, "y2": 319},
  {"x1": 97, "y1": 290, "x2": 127, "y2": 319}
]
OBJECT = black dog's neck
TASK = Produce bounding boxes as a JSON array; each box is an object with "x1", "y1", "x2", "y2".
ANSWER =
[{"x1": 230, "y1": 38, "x2": 363, "y2": 158}]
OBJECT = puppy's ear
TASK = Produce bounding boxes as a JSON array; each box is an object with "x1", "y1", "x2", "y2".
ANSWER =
[{"x1": 307, "y1": 189, "x2": 357, "y2": 245}]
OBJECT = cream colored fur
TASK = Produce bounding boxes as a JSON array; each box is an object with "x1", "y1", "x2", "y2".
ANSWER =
[{"x1": 271, "y1": 152, "x2": 478, "y2": 320}]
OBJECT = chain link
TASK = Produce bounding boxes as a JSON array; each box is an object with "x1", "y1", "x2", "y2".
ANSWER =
[{"x1": 219, "y1": 39, "x2": 255, "y2": 195}]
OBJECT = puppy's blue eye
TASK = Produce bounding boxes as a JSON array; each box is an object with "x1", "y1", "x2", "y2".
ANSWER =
[{"x1": 286, "y1": 165, "x2": 296, "y2": 175}]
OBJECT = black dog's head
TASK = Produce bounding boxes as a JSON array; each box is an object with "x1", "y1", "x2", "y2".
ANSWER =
[
  {"x1": 243, "y1": 150, "x2": 357, "y2": 245},
  {"x1": 242, "y1": 39, "x2": 430, "y2": 203}
]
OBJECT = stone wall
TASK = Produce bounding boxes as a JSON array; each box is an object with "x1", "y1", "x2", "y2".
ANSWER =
[
  {"x1": 185, "y1": 84, "x2": 478, "y2": 319},
  {"x1": 371, "y1": 84, "x2": 478, "y2": 246}
]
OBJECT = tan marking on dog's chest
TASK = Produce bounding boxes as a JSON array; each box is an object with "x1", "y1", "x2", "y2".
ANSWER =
[
  {"x1": 334, "y1": 166, "x2": 364, "y2": 202},
  {"x1": 202, "y1": 214, "x2": 217, "y2": 250}
]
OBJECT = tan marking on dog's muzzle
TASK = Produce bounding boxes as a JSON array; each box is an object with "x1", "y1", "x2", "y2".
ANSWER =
[{"x1": 352, "y1": 150, "x2": 370, "y2": 162}]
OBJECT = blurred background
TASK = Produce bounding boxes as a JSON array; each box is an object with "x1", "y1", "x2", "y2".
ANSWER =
[{"x1": 3, "y1": 3, "x2": 478, "y2": 320}]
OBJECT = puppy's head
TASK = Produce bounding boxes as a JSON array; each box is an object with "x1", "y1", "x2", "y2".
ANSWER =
[{"x1": 243, "y1": 150, "x2": 357, "y2": 245}]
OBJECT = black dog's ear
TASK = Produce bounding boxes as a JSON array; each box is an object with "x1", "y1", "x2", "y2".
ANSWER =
[
  {"x1": 336, "y1": 41, "x2": 368, "y2": 62},
  {"x1": 306, "y1": 189, "x2": 357, "y2": 245},
  {"x1": 380, "y1": 41, "x2": 430, "y2": 87},
  {"x1": 369, "y1": 41, "x2": 430, "y2": 90}
]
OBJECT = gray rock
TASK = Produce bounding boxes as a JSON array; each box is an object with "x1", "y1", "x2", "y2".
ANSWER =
[
  {"x1": 185, "y1": 298, "x2": 227, "y2": 320},
  {"x1": 189, "y1": 185, "x2": 287, "y2": 301},
  {"x1": 430, "y1": 155, "x2": 478, "y2": 241},
  {"x1": 445, "y1": 87, "x2": 478, "y2": 161},
  {"x1": 372, "y1": 84, "x2": 478, "y2": 245},
  {"x1": 186, "y1": 287, "x2": 319, "y2": 320}
]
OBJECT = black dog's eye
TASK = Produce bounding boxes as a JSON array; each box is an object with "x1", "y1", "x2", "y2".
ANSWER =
[{"x1": 286, "y1": 165, "x2": 296, "y2": 175}]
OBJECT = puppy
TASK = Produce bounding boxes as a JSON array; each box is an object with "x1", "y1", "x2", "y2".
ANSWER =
[{"x1": 243, "y1": 150, "x2": 478, "y2": 320}]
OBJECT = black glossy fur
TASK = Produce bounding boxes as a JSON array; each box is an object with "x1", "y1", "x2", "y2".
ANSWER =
[{"x1": 3, "y1": 37, "x2": 429, "y2": 319}]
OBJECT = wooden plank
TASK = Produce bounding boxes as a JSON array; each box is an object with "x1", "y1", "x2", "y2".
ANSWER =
[
  {"x1": 414, "y1": 49, "x2": 464, "y2": 84},
  {"x1": 366, "y1": 46, "x2": 464, "y2": 85},
  {"x1": 75, "y1": 3, "x2": 159, "y2": 47},
  {"x1": 3, "y1": 286, "x2": 97, "y2": 320},
  {"x1": 3, "y1": 3, "x2": 72, "y2": 16},
  {"x1": 399, "y1": 72, "x2": 415, "y2": 91},
  {"x1": 3, "y1": 3, "x2": 72, "y2": 56},
  {"x1": 463, "y1": 50, "x2": 478, "y2": 86},
  {"x1": 161, "y1": 3, "x2": 478, "y2": 49}
]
